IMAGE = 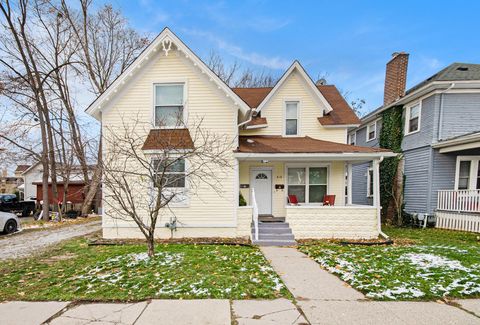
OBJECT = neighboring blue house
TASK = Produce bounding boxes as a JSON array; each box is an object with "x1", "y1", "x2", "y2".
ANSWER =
[{"x1": 350, "y1": 53, "x2": 480, "y2": 232}]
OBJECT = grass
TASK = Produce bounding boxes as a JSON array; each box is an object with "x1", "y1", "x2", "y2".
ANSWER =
[
  {"x1": 0, "y1": 239, "x2": 289, "y2": 301},
  {"x1": 298, "y1": 226, "x2": 480, "y2": 301}
]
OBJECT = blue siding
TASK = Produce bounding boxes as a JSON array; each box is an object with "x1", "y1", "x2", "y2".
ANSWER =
[
  {"x1": 402, "y1": 95, "x2": 439, "y2": 151},
  {"x1": 350, "y1": 119, "x2": 382, "y2": 148},
  {"x1": 403, "y1": 146, "x2": 432, "y2": 214},
  {"x1": 352, "y1": 162, "x2": 373, "y2": 205},
  {"x1": 430, "y1": 150, "x2": 457, "y2": 214},
  {"x1": 440, "y1": 93, "x2": 480, "y2": 140}
]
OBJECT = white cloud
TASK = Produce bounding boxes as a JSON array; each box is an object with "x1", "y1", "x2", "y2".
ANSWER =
[{"x1": 182, "y1": 28, "x2": 291, "y2": 70}]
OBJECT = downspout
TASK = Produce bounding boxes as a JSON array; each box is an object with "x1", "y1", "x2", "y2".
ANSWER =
[
  {"x1": 376, "y1": 156, "x2": 390, "y2": 239},
  {"x1": 437, "y1": 83, "x2": 455, "y2": 142}
]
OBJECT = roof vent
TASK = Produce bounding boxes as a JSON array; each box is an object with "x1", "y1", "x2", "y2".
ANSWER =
[
  {"x1": 457, "y1": 66, "x2": 469, "y2": 71},
  {"x1": 246, "y1": 139, "x2": 255, "y2": 144},
  {"x1": 316, "y1": 78, "x2": 327, "y2": 85}
]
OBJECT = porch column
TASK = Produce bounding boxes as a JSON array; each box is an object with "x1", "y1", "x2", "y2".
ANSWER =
[
  {"x1": 347, "y1": 163, "x2": 353, "y2": 205},
  {"x1": 372, "y1": 159, "x2": 380, "y2": 208}
]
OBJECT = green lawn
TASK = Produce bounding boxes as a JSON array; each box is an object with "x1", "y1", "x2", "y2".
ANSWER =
[
  {"x1": 298, "y1": 226, "x2": 480, "y2": 301},
  {"x1": 0, "y1": 239, "x2": 289, "y2": 301}
]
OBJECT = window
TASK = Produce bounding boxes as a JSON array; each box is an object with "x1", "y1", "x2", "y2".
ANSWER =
[
  {"x1": 153, "y1": 158, "x2": 186, "y2": 188},
  {"x1": 406, "y1": 103, "x2": 421, "y2": 134},
  {"x1": 287, "y1": 166, "x2": 328, "y2": 203},
  {"x1": 348, "y1": 132, "x2": 356, "y2": 145},
  {"x1": 367, "y1": 168, "x2": 374, "y2": 197},
  {"x1": 456, "y1": 156, "x2": 480, "y2": 190},
  {"x1": 366, "y1": 121, "x2": 376, "y2": 141},
  {"x1": 285, "y1": 101, "x2": 299, "y2": 136},
  {"x1": 255, "y1": 173, "x2": 268, "y2": 180},
  {"x1": 154, "y1": 84, "x2": 184, "y2": 127}
]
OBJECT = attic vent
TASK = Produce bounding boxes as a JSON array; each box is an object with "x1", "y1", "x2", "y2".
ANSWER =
[{"x1": 457, "y1": 66, "x2": 469, "y2": 71}]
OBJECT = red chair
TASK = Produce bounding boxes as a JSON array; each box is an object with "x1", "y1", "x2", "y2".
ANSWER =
[
  {"x1": 323, "y1": 195, "x2": 336, "y2": 206},
  {"x1": 287, "y1": 194, "x2": 299, "y2": 205}
]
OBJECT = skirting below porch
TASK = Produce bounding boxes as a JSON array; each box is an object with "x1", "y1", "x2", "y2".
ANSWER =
[{"x1": 285, "y1": 205, "x2": 379, "y2": 239}]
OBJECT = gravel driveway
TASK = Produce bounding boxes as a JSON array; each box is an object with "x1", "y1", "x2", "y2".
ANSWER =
[{"x1": 0, "y1": 220, "x2": 101, "y2": 260}]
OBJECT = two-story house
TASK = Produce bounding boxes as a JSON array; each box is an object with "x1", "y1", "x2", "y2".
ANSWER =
[
  {"x1": 86, "y1": 28, "x2": 395, "y2": 244},
  {"x1": 350, "y1": 53, "x2": 480, "y2": 232}
]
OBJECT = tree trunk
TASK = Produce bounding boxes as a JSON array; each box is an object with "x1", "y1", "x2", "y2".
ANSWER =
[
  {"x1": 394, "y1": 158, "x2": 405, "y2": 226},
  {"x1": 147, "y1": 235, "x2": 155, "y2": 258},
  {"x1": 81, "y1": 138, "x2": 102, "y2": 216}
]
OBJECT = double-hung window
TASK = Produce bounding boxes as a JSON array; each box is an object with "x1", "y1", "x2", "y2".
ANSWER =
[
  {"x1": 367, "y1": 168, "x2": 374, "y2": 197},
  {"x1": 154, "y1": 84, "x2": 184, "y2": 128},
  {"x1": 366, "y1": 121, "x2": 376, "y2": 141},
  {"x1": 153, "y1": 158, "x2": 186, "y2": 189},
  {"x1": 349, "y1": 132, "x2": 356, "y2": 145},
  {"x1": 456, "y1": 157, "x2": 480, "y2": 190},
  {"x1": 406, "y1": 103, "x2": 421, "y2": 134},
  {"x1": 287, "y1": 166, "x2": 328, "y2": 203},
  {"x1": 285, "y1": 101, "x2": 299, "y2": 136}
]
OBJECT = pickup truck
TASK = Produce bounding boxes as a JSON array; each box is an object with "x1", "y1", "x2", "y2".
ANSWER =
[{"x1": 0, "y1": 194, "x2": 36, "y2": 218}]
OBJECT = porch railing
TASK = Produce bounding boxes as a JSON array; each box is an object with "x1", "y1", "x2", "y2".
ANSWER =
[
  {"x1": 437, "y1": 190, "x2": 480, "y2": 213},
  {"x1": 251, "y1": 188, "x2": 259, "y2": 241}
]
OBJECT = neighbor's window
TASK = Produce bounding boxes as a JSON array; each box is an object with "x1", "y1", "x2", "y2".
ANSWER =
[
  {"x1": 406, "y1": 103, "x2": 421, "y2": 134},
  {"x1": 349, "y1": 132, "x2": 356, "y2": 145},
  {"x1": 367, "y1": 168, "x2": 374, "y2": 197},
  {"x1": 366, "y1": 121, "x2": 376, "y2": 141},
  {"x1": 153, "y1": 158, "x2": 186, "y2": 188},
  {"x1": 287, "y1": 166, "x2": 328, "y2": 203},
  {"x1": 456, "y1": 158, "x2": 480, "y2": 190},
  {"x1": 285, "y1": 101, "x2": 299, "y2": 135},
  {"x1": 154, "y1": 84, "x2": 184, "y2": 127}
]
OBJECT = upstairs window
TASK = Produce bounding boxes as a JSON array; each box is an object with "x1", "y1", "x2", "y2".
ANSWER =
[
  {"x1": 154, "y1": 84, "x2": 184, "y2": 128},
  {"x1": 348, "y1": 132, "x2": 356, "y2": 145},
  {"x1": 406, "y1": 103, "x2": 421, "y2": 134},
  {"x1": 285, "y1": 101, "x2": 299, "y2": 136},
  {"x1": 366, "y1": 121, "x2": 376, "y2": 142}
]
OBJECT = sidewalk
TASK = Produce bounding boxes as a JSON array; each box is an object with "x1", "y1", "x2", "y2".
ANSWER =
[{"x1": 261, "y1": 246, "x2": 480, "y2": 324}]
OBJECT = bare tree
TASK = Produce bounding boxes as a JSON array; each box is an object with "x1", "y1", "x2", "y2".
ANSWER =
[
  {"x1": 206, "y1": 50, "x2": 277, "y2": 88},
  {"x1": 102, "y1": 116, "x2": 234, "y2": 257}
]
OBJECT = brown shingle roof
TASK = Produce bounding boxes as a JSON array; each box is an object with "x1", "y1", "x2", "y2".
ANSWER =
[
  {"x1": 246, "y1": 116, "x2": 267, "y2": 127},
  {"x1": 142, "y1": 129, "x2": 194, "y2": 150},
  {"x1": 15, "y1": 165, "x2": 31, "y2": 173},
  {"x1": 237, "y1": 135, "x2": 391, "y2": 154},
  {"x1": 232, "y1": 85, "x2": 360, "y2": 126}
]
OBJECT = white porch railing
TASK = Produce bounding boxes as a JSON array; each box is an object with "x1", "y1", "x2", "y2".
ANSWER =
[
  {"x1": 437, "y1": 190, "x2": 480, "y2": 213},
  {"x1": 251, "y1": 188, "x2": 259, "y2": 241}
]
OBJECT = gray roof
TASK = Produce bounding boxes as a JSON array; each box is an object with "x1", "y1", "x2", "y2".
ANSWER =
[{"x1": 361, "y1": 62, "x2": 480, "y2": 122}]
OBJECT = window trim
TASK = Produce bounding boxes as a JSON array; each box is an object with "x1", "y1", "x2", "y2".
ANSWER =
[
  {"x1": 366, "y1": 120, "x2": 377, "y2": 142},
  {"x1": 285, "y1": 163, "x2": 330, "y2": 205},
  {"x1": 283, "y1": 99, "x2": 301, "y2": 137},
  {"x1": 152, "y1": 81, "x2": 188, "y2": 129},
  {"x1": 405, "y1": 101, "x2": 422, "y2": 135},
  {"x1": 454, "y1": 156, "x2": 480, "y2": 190},
  {"x1": 367, "y1": 167, "x2": 374, "y2": 197}
]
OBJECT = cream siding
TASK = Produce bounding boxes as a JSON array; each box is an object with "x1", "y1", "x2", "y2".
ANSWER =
[
  {"x1": 101, "y1": 48, "x2": 238, "y2": 238},
  {"x1": 240, "y1": 70, "x2": 347, "y2": 143}
]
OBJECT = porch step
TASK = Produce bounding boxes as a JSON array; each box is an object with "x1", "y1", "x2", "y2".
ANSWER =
[
  {"x1": 251, "y1": 220, "x2": 296, "y2": 246},
  {"x1": 259, "y1": 216, "x2": 286, "y2": 223}
]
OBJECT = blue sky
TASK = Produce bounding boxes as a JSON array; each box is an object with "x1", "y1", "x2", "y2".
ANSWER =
[{"x1": 107, "y1": 0, "x2": 480, "y2": 115}]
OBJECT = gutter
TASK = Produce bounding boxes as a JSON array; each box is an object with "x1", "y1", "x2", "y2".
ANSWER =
[{"x1": 237, "y1": 109, "x2": 254, "y2": 128}]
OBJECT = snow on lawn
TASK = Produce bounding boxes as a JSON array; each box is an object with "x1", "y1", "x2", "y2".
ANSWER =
[
  {"x1": 71, "y1": 245, "x2": 287, "y2": 299},
  {"x1": 299, "y1": 243, "x2": 480, "y2": 300}
]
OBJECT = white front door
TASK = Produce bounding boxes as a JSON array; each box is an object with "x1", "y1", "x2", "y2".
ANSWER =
[{"x1": 251, "y1": 169, "x2": 272, "y2": 215}]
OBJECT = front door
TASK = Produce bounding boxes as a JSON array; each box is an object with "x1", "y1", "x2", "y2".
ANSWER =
[{"x1": 251, "y1": 169, "x2": 272, "y2": 215}]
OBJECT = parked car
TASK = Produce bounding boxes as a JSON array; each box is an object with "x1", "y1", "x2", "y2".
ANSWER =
[
  {"x1": 0, "y1": 194, "x2": 36, "y2": 217},
  {"x1": 0, "y1": 211, "x2": 21, "y2": 234}
]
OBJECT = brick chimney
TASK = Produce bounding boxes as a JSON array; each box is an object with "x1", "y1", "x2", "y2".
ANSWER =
[{"x1": 383, "y1": 52, "x2": 409, "y2": 106}]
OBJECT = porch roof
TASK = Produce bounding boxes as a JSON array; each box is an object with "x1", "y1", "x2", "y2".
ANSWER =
[{"x1": 235, "y1": 135, "x2": 395, "y2": 160}]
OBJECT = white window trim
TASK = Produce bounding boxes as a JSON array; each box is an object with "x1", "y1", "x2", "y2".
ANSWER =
[
  {"x1": 404, "y1": 101, "x2": 422, "y2": 136},
  {"x1": 366, "y1": 120, "x2": 377, "y2": 142},
  {"x1": 454, "y1": 155, "x2": 480, "y2": 190},
  {"x1": 367, "y1": 167, "x2": 374, "y2": 197},
  {"x1": 285, "y1": 163, "x2": 330, "y2": 205},
  {"x1": 283, "y1": 99, "x2": 301, "y2": 137},
  {"x1": 349, "y1": 131, "x2": 356, "y2": 145},
  {"x1": 150, "y1": 156, "x2": 190, "y2": 207},
  {"x1": 152, "y1": 80, "x2": 188, "y2": 129}
]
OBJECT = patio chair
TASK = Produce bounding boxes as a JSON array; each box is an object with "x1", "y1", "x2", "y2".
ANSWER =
[
  {"x1": 323, "y1": 195, "x2": 336, "y2": 206},
  {"x1": 287, "y1": 194, "x2": 299, "y2": 206}
]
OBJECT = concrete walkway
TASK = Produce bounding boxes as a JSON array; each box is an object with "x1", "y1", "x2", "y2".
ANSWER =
[{"x1": 261, "y1": 246, "x2": 480, "y2": 324}]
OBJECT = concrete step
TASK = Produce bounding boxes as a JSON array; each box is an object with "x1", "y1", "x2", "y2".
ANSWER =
[
  {"x1": 257, "y1": 233, "x2": 295, "y2": 240},
  {"x1": 254, "y1": 227, "x2": 293, "y2": 235},
  {"x1": 252, "y1": 239, "x2": 297, "y2": 246},
  {"x1": 258, "y1": 216, "x2": 286, "y2": 223},
  {"x1": 257, "y1": 222, "x2": 290, "y2": 229}
]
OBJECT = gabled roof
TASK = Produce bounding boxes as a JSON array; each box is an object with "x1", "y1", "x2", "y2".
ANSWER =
[
  {"x1": 237, "y1": 135, "x2": 391, "y2": 154},
  {"x1": 255, "y1": 61, "x2": 334, "y2": 114},
  {"x1": 15, "y1": 165, "x2": 31, "y2": 173},
  {"x1": 85, "y1": 28, "x2": 251, "y2": 120},
  {"x1": 232, "y1": 85, "x2": 360, "y2": 126}
]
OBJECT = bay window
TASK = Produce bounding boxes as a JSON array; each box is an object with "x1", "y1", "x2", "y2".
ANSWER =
[
  {"x1": 287, "y1": 166, "x2": 328, "y2": 203},
  {"x1": 285, "y1": 101, "x2": 299, "y2": 136},
  {"x1": 154, "y1": 83, "x2": 184, "y2": 127}
]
